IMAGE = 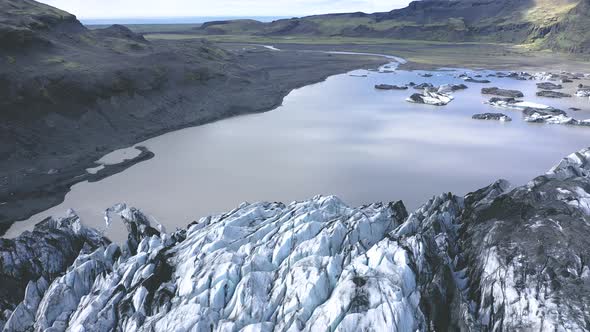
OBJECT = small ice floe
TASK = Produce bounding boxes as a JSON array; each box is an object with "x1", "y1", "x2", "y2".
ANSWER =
[
  {"x1": 485, "y1": 97, "x2": 564, "y2": 114},
  {"x1": 413, "y1": 82, "x2": 434, "y2": 90},
  {"x1": 481, "y1": 87, "x2": 524, "y2": 98},
  {"x1": 406, "y1": 88, "x2": 454, "y2": 106},
  {"x1": 374, "y1": 84, "x2": 408, "y2": 90},
  {"x1": 461, "y1": 76, "x2": 491, "y2": 83},
  {"x1": 524, "y1": 111, "x2": 590, "y2": 127},
  {"x1": 472, "y1": 113, "x2": 512, "y2": 122},
  {"x1": 437, "y1": 83, "x2": 468, "y2": 94},
  {"x1": 536, "y1": 90, "x2": 572, "y2": 98},
  {"x1": 537, "y1": 82, "x2": 563, "y2": 90}
]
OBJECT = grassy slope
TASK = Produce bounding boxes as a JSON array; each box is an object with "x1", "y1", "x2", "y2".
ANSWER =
[
  {"x1": 150, "y1": 0, "x2": 587, "y2": 53},
  {"x1": 541, "y1": 0, "x2": 590, "y2": 53}
]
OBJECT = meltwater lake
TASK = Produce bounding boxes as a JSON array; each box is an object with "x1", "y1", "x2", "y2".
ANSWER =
[{"x1": 7, "y1": 57, "x2": 590, "y2": 240}]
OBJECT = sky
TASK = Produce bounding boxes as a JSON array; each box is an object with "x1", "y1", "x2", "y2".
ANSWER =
[{"x1": 38, "y1": 0, "x2": 414, "y2": 18}]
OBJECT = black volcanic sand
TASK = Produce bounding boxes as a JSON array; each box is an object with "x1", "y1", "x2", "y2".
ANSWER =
[{"x1": 0, "y1": 42, "x2": 387, "y2": 235}]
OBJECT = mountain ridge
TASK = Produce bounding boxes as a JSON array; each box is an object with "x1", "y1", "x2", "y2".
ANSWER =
[{"x1": 194, "y1": 0, "x2": 590, "y2": 53}]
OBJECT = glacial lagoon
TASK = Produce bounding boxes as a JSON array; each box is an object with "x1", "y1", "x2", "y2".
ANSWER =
[{"x1": 7, "y1": 61, "x2": 590, "y2": 241}]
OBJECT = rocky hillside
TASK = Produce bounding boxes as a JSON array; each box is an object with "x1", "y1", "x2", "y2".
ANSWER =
[
  {"x1": 0, "y1": 0, "x2": 83, "y2": 49},
  {"x1": 0, "y1": 0, "x2": 230, "y2": 118},
  {"x1": 195, "y1": 0, "x2": 590, "y2": 53},
  {"x1": 0, "y1": 0, "x2": 386, "y2": 235},
  {"x1": 541, "y1": 0, "x2": 590, "y2": 53},
  {"x1": 0, "y1": 0, "x2": 231, "y2": 232},
  {"x1": 1, "y1": 147, "x2": 589, "y2": 331}
]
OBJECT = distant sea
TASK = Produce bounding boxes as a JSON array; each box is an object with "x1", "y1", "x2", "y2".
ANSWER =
[{"x1": 80, "y1": 17, "x2": 290, "y2": 25}]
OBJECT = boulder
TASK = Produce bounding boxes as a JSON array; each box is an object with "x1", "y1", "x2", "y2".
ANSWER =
[{"x1": 576, "y1": 89, "x2": 590, "y2": 97}]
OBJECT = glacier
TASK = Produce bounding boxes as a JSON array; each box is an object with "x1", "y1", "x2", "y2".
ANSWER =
[{"x1": 1, "y1": 148, "x2": 590, "y2": 331}]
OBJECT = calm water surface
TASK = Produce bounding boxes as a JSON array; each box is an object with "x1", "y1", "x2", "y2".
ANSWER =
[{"x1": 7, "y1": 61, "x2": 590, "y2": 241}]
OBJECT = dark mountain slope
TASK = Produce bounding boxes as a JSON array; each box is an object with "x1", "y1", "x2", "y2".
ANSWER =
[
  {"x1": 0, "y1": 0, "x2": 386, "y2": 235},
  {"x1": 0, "y1": 0, "x2": 83, "y2": 49}
]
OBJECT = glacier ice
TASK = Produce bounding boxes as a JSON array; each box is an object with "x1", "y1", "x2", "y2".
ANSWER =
[{"x1": 1, "y1": 148, "x2": 590, "y2": 331}]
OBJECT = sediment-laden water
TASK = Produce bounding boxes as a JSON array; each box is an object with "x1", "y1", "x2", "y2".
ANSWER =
[{"x1": 6, "y1": 59, "x2": 590, "y2": 241}]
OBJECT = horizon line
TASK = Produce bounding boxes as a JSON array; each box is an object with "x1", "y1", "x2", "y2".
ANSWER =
[{"x1": 79, "y1": 15, "x2": 301, "y2": 20}]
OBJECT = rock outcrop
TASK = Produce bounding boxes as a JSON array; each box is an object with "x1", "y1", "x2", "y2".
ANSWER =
[{"x1": 2, "y1": 147, "x2": 590, "y2": 331}]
